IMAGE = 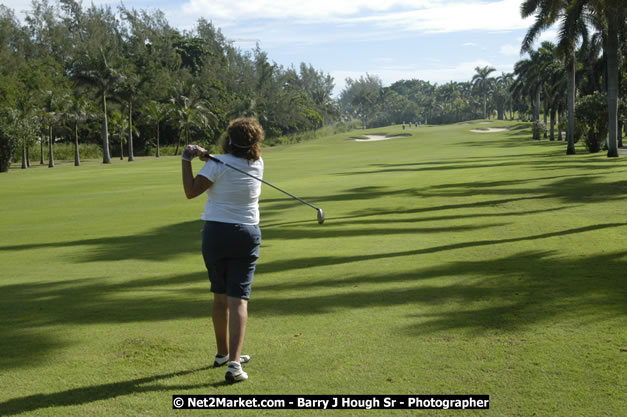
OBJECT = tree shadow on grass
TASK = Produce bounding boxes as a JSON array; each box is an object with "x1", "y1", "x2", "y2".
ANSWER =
[
  {"x1": 455, "y1": 128, "x2": 566, "y2": 148},
  {"x1": 0, "y1": 216, "x2": 507, "y2": 263},
  {"x1": 326, "y1": 194, "x2": 554, "y2": 224},
  {"x1": 419, "y1": 176, "x2": 627, "y2": 205},
  {"x1": 335, "y1": 160, "x2": 532, "y2": 176},
  {"x1": 261, "y1": 206, "x2": 566, "y2": 228},
  {"x1": 251, "y1": 249, "x2": 627, "y2": 334},
  {"x1": 323, "y1": 169, "x2": 627, "y2": 225},
  {"x1": 2, "y1": 223, "x2": 625, "y2": 372},
  {"x1": 0, "y1": 272, "x2": 212, "y2": 370},
  {"x1": 336, "y1": 153, "x2": 625, "y2": 177},
  {"x1": 400, "y1": 250, "x2": 627, "y2": 335},
  {"x1": 259, "y1": 185, "x2": 423, "y2": 215},
  {"x1": 256, "y1": 222, "x2": 627, "y2": 274},
  {"x1": 0, "y1": 366, "x2": 212, "y2": 416},
  {"x1": 0, "y1": 221, "x2": 204, "y2": 263}
]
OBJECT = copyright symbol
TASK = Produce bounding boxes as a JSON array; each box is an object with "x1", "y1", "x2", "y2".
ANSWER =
[{"x1": 173, "y1": 397, "x2": 185, "y2": 408}]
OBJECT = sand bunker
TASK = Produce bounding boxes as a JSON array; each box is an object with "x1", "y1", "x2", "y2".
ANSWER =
[
  {"x1": 351, "y1": 135, "x2": 405, "y2": 142},
  {"x1": 470, "y1": 128, "x2": 510, "y2": 133}
]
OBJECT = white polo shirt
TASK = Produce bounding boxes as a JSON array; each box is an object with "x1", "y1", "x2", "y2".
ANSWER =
[{"x1": 197, "y1": 154, "x2": 264, "y2": 225}]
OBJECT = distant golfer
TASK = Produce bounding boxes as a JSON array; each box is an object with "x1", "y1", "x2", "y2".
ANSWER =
[{"x1": 181, "y1": 117, "x2": 264, "y2": 383}]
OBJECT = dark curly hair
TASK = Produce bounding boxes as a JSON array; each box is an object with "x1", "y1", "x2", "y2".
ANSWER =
[{"x1": 220, "y1": 118, "x2": 264, "y2": 161}]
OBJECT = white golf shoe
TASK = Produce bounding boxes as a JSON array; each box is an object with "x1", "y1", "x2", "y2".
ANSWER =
[
  {"x1": 214, "y1": 354, "x2": 250, "y2": 367},
  {"x1": 225, "y1": 361, "x2": 248, "y2": 383}
]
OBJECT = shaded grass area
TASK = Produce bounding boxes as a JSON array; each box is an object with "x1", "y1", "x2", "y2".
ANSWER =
[{"x1": 1, "y1": 121, "x2": 625, "y2": 416}]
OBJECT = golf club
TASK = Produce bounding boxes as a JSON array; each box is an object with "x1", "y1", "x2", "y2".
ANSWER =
[{"x1": 204, "y1": 153, "x2": 325, "y2": 224}]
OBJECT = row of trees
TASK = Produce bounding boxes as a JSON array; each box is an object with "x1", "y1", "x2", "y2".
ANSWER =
[
  {"x1": 0, "y1": 0, "x2": 338, "y2": 171},
  {"x1": 337, "y1": 71, "x2": 516, "y2": 129},
  {"x1": 338, "y1": 65, "x2": 563, "y2": 130},
  {"x1": 338, "y1": 1, "x2": 625, "y2": 157},
  {"x1": 517, "y1": 0, "x2": 626, "y2": 156}
]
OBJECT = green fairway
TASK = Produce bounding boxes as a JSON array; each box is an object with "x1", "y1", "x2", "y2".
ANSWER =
[{"x1": 1, "y1": 121, "x2": 625, "y2": 416}]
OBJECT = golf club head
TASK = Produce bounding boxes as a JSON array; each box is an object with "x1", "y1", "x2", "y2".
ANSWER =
[{"x1": 317, "y1": 208, "x2": 325, "y2": 224}]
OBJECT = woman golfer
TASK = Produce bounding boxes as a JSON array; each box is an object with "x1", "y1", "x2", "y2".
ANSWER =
[{"x1": 181, "y1": 117, "x2": 264, "y2": 383}]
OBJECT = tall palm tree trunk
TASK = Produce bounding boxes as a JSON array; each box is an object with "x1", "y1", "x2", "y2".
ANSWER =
[
  {"x1": 40, "y1": 136, "x2": 44, "y2": 165},
  {"x1": 128, "y1": 101, "x2": 134, "y2": 162},
  {"x1": 558, "y1": 110, "x2": 564, "y2": 141},
  {"x1": 74, "y1": 122, "x2": 80, "y2": 166},
  {"x1": 156, "y1": 123, "x2": 160, "y2": 158},
  {"x1": 175, "y1": 138, "x2": 180, "y2": 155},
  {"x1": 543, "y1": 104, "x2": 548, "y2": 138},
  {"x1": 533, "y1": 88, "x2": 541, "y2": 140},
  {"x1": 566, "y1": 55, "x2": 576, "y2": 155},
  {"x1": 102, "y1": 93, "x2": 112, "y2": 164},
  {"x1": 48, "y1": 125, "x2": 54, "y2": 168},
  {"x1": 21, "y1": 141, "x2": 27, "y2": 169},
  {"x1": 550, "y1": 108, "x2": 556, "y2": 141},
  {"x1": 606, "y1": 17, "x2": 619, "y2": 157}
]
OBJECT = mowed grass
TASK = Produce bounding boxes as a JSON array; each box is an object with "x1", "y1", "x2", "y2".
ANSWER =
[{"x1": 1, "y1": 121, "x2": 625, "y2": 416}]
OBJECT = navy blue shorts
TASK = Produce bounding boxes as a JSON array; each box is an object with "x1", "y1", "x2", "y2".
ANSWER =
[{"x1": 201, "y1": 221, "x2": 261, "y2": 299}]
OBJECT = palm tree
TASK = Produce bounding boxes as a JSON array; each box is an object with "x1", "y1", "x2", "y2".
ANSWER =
[
  {"x1": 494, "y1": 73, "x2": 514, "y2": 120},
  {"x1": 65, "y1": 95, "x2": 92, "y2": 166},
  {"x1": 73, "y1": 47, "x2": 125, "y2": 163},
  {"x1": 566, "y1": 0, "x2": 626, "y2": 157},
  {"x1": 114, "y1": 68, "x2": 141, "y2": 162},
  {"x1": 15, "y1": 111, "x2": 40, "y2": 170},
  {"x1": 536, "y1": 42, "x2": 563, "y2": 138},
  {"x1": 472, "y1": 66, "x2": 496, "y2": 119},
  {"x1": 170, "y1": 98, "x2": 209, "y2": 154},
  {"x1": 142, "y1": 100, "x2": 171, "y2": 158},
  {"x1": 39, "y1": 91, "x2": 65, "y2": 168},
  {"x1": 543, "y1": 58, "x2": 567, "y2": 141},
  {"x1": 521, "y1": 0, "x2": 585, "y2": 153},
  {"x1": 108, "y1": 110, "x2": 126, "y2": 160},
  {"x1": 169, "y1": 81, "x2": 216, "y2": 154},
  {"x1": 495, "y1": 73, "x2": 512, "y2": 120},
  {"x1": 515, "y1": 43, "x2": 558, "y2": 140},
  {"x1": 513, "y1": 50, "x2": 545, "y2": 136}
]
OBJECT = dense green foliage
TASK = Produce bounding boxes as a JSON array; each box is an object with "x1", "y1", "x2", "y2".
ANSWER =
[
  {"x1": 0, "y1": 109, "x2": 19, "y2": 172},
  {"x1": 0, "y1": 0, "x2": 339, "y2": 165},
  {"x1": 577, "y1": 91, "x2": 610, "y2": 152},
  {"x1": 338, "y1": 74, "x2": 502, "y2": 129}
]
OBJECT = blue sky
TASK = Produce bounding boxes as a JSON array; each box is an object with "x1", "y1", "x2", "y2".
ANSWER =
[{"x1": 4, "y1": 0, "x2": 558, "y2": 97}]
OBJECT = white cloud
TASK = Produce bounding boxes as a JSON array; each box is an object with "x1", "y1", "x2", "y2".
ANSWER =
[
  {"x1": 180, "y1": 0, "x2": 532, "y2": 33},
  {"x1": 463, "y1": 42, "x2": 477, "y2": 46},
  {"x1": 5, "y1": 0, "x2": 533, "y2": 37},
  {"x1": 182, "y1": 0, "x2": 435, "y2": 22},
  {"x1": 351, "y1": 0, "x2": 531, "y2": 33},
  {"x1": 537, "y1": 29, "x2": 559, "y2": 44},
  {"x1": 514, "y1": 29, "x2": 559, "y2": 50},
  {"x1": 499, "y1": 44, "x2": 520, "y2": 56}
]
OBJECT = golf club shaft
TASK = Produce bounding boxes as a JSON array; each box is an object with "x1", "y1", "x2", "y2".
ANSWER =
[{"x1": 205, "y1": 154, "x2": 320, "y2": 211}]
